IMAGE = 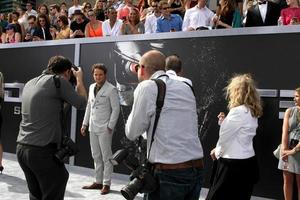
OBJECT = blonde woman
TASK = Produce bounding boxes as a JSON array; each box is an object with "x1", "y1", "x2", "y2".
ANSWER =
[
  {"x1": 82, "y1": 2, "x2": 93, "y2": 18},
  {"x1": 85, "y1": 10, "x2": 103, "y2": 37},
  {"x1": 121, "y1": 8, "x2": 145, "y2": 35},
  {"x1": 207, "y1": 74, "x2": 262, "y2": 200},
  {"x1": 278, "y1": 87, "x2": 300, "y2": 200}
]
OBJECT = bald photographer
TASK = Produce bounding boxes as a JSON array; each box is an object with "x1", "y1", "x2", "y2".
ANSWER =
[{"x1": 125, "y1": 50, "x2": 204, "y2": 200}]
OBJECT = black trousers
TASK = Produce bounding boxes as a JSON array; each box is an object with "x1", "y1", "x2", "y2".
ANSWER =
[
  {"x1": 16, "y1": 144, "x2": 69, "y2": 200},
  {"x1": 206, "y1": 156, "x2": 259, "y2": 200}
]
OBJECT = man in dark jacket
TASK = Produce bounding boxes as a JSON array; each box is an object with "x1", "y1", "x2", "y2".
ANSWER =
[{"x1": 245, "y1": 0, "x2": 281, "y2": 27}]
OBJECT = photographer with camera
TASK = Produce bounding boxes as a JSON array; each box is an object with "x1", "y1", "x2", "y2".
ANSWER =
[
  {"x1": 125, "y1": 50, "x2": 204, "y2": 200},
  {"x1": 16, "y1": 55, "x2": 87, "y2": 200}
]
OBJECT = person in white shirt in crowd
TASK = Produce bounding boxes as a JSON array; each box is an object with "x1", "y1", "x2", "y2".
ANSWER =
[
  {"x1": 144, "y1": 0, "x2": 161, "y2": 34},
  {"x1": 126, "y1": 50, "x2": 204, "y2": 200},
  {"x1": 207, "y1": 74, "x2": 262, "y2": 200},
  {"x1": 102, "y1": 7, "x2": 123, "y2": 36},
  {"x1": 182, "y1": 0, "x2": 215, "y2": 31},
  {"x1": 25, "y1": 2, "x2": 37, "y2": 17},
  {"x1": 165, "y1": 54, "x2": 193, "y2": 86},
  {"x1": 112, "y1": 0, "x2": 125, "y2": 11},
  {"x1": 16, "y1": 6, "x2": 29, "y2": 31},
  {"x1": 68, "y1": 0, "x2": 83, "y2": 19}
]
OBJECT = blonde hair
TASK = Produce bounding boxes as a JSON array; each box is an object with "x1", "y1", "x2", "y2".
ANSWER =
[
  {"x1": 226, "y1": 74, "x2": 263, "y2": 118},
  {"x1": 296, "y1": 87, "x2": 300, "y2": 95}
]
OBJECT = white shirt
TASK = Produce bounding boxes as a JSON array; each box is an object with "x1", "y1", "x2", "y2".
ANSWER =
[
  {"x1": 215, "y1": 105, "x2": 258, "y2": 159},
  {"x1": 182, "y1": 5, "x2": 215, "y2": 31},
  {"x1": 145, "y1": 13, "x2": 160, "y2": 34},
  {"x1": 126, "y1": 71, "x2": 203, "y2": 164},
  {"x1": 18, "y1": 14, "x2": 29, "y2": 31},
  {"x1": 259, "y1": 2, "x2": 268, "y2": 23},
  {"x1": 26, "y1": 9, "x2": 37, "y2": 17},
  {"x1": 166, "y1": 70, "x2": 193, "y2": 86},
  {"x1": 102, "y1": 19, "x2": 123, "y2": 36},
  {"x1": 68, "y1": 5, "x2": 83, "y2": 18}
]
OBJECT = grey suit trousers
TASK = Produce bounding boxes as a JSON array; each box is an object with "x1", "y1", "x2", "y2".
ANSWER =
[{"x1": 89, "y1": 130, "x2": 113, "y2": 186}]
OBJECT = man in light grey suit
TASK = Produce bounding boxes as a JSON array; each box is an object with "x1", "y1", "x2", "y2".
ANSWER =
[{"x1": 81, "y1": 63, "x2": 120, "y2": 195}]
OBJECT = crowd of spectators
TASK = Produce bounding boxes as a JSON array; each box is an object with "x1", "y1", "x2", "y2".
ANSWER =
[{"x1": 0, "y1": 0, "x2": 299, "y2": 44}]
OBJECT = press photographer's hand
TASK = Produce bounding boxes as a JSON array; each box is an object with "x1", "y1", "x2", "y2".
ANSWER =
[
  {"x1": 210, "y1": 148, "x2": 217, "y2": 161},
  {"x1": 71, "y1": 67, "x2": 83, "y2": 81}
]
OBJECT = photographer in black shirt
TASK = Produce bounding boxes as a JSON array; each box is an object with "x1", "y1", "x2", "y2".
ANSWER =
[{"x1": 16, "y1": 56, "x2": 87, "y2": 200}]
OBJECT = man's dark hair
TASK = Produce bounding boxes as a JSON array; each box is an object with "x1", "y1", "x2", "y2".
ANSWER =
[
  {"x1": 165, "y1": 54, "x2": 182, "y2": 74},
  {"x1": 50, "y1": 4, "x2": 61, "y2": 12},
  {"x1": 91, "y1": 63, "x2": 107, "y2": 74},
  {"x1": 107, "y1": 7, "x2": 116, "y2": 14},
  {"x1": 27, "y1": 15, "x2": 36, "y2": 21},
  {"x1": 12, "y1": 11, "x2": 20, "y2": 18},
  {"x1": 47, "y1": 56, "x2": 73, "y2": 74},
  {"x1": 58, "y1": 15, "x2": 69, "y2": 26}
]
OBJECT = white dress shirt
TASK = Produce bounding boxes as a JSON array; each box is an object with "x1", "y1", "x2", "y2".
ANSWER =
[
  {"x1": 126, "y1": 71, "x2": 203, "y2": 164},
  {"x1": 26, "y1": 9, "x2": 37, "y2": 17},
  {"x1": 102, "y1": 19, "x2": 123, "y2": 36},
  {"x1": 166, "y1": 70, "x2": 193, "y2": 86},
  {"x1": 182, "y1": 5, "x2": 215, "y2": 31},
  {"x1": 215, "y1": 105, "x2": 258, "y2": 159},
  {"x1": 259, "y1": 2, "x2": 268, "y2": 23},
  {"x1": 144, "y1": 13, "x2": 160, "y2": 34}
]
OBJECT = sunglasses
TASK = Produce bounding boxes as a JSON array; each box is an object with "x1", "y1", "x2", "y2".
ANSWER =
[
  {"x1": 134, "y1": 64, "x2": 144, "y2": 73},
  {"x1": 162, "y1": 7, "x2": 170, "y2": 10}
]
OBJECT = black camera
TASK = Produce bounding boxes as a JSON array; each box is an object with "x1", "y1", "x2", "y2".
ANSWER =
[
  {"x1": 69, "y1": 66, "x2": 79, "y2": 86},
  {"x1": 55, "y1": 136, "x2": 79, "y2": 163},
  {"x1": 289, "y1": 139, "x2": 299, "y2": 149},
  {"x1": 110, "y1": 136, "x2": 157, "y2": 200},
  {"x1": 121, "y1": 161, "x2": 157, "y2": 200}
]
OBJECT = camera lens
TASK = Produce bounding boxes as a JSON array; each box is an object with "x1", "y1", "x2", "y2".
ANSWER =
[{"x1": 121, "y1": 178, "x2": 143, "y2": 200}]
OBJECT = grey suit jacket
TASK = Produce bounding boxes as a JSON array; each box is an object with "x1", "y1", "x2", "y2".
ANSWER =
[{"x1": 82, "y1": 81, "x2": 120, "y2": 133}]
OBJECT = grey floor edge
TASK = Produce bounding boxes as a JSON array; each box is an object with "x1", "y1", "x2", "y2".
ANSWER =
[{"x1": 0, "y1": 152, "x2": 273, "y2": 200}]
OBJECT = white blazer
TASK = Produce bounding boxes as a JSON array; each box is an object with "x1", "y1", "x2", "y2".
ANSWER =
[{"x1": 83, "y1": 81, "x2": 120, "y2": 133}]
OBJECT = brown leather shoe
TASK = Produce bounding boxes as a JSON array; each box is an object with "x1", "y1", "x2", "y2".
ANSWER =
[
  {"x1": 100, "y1": 185, "x2": 110, "y2": 195},
  {"x1": 82, "y1": 182, "x2": 103, "y2": 189}
]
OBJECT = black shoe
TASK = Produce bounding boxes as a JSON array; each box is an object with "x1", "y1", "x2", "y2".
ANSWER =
[{"x1": 0, "y1": 166, "x2": 3, "y2": 174}]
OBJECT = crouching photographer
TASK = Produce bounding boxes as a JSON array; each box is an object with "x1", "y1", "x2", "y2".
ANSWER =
[
  {"x1": 125, "y1": 50, "x2": 205, "y2": 200},
  {"x1": 16, "y1": 55, "x2": 87, "y2": 200}
]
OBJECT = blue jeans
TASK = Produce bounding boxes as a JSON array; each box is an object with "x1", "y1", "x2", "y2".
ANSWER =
[{"x1": 146, "y1": 167, "x2": 204, "y2": 200}]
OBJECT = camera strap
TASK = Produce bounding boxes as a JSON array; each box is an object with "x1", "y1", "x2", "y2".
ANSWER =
[
  {"x1": 53, "y1": 75, "x2": 67, "y2": 147},
  {"x1": 147, "y1": 78, "x2": 166, "y2": 159}
]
